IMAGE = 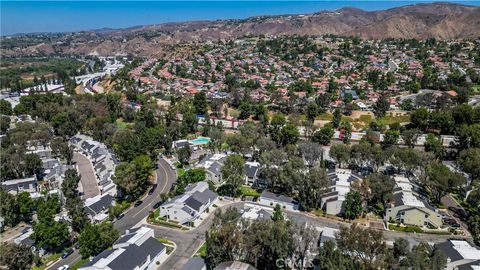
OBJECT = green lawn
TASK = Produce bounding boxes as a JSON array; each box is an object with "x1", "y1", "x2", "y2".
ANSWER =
[
  {"x1": 115, "y1": 118, "x2": 133, "y2": 129},
  {"x1": 388, "y1": 224, "x2": 423, "y2": 233},
  {"x1": 32, "y1": 253, "x2": 61, "y2": 270},
  {"x1": 196, "y1": 242, "x2": 208, "y2": 258},
  {"x1": 239, "y1": 185, "x2": 261, "y2": 197},
  {"x1": 156, "y1": 237, "x2": 175, "y2": 246},
  {"x1": 377, "y1": 113, "x2": 410, "y2": 126},
  {"x1": 316, "y1": 113, "x2": 333, "y2": 121},
  {"x1": 70, "y1": 258, "x2": 89, "y2": 270}
]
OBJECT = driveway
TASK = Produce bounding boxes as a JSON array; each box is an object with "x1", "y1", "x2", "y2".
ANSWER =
[{"x1": 73, "y1": 153, "x2": 99, "y2": 199}]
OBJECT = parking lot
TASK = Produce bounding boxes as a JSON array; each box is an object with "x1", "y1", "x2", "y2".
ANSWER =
[{"x1": 73, "y1": 153, "x2": 100, "y2": 199}]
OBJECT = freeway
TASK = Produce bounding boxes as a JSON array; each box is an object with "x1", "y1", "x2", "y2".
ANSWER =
[{"x1": 48, "y1": 157, "x2": 176, "y2": 270}]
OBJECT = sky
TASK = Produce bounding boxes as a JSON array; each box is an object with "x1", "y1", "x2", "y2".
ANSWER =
[{"x1": 2, "y1": 1, "x2": 480, "y2": 35}]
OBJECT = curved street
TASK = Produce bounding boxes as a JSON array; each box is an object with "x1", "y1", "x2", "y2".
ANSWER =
[{"x1": 48, "y1": 157, "x2": 176, "y2": 270}]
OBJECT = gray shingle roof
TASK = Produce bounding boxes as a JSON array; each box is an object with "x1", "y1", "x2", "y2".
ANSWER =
[
  {"x1": 108, "y1": 238, "x2": 165, "y2": 270},
  {"x1": 182, "y1": 257, "x2": 206, "y2": 270}
]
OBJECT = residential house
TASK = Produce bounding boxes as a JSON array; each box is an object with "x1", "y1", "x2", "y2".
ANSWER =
[
  {"x1": 182, "y1": 257, "x2": 206, "y2": 270},
  {"x1": 84, "y1": 194, "x2": 115, "y2": 223},
  {"x1": 80, "y1": 227, "x2": 167, "y2": 270},
  {"x1": 244, "y1": 161, "x2": 260, "y2": 186},
  {"x1": 435, "y1": 240, "x2": 480, "y2": 270},
  {"x1": 240, "y1": 204, "x2": 273, "y2": 221},
  {"x1": 159, "y1": 181, "x2": 218, "y2": 226},
  {"x1": 70, "y1": 134, "x2": 118, "y2": 196},
  {"x1": 385, "y1": 176, "x2": 443, "y2": 228},
  {"x1": 196, "y1": 154, "x2": 227, "y2": 185},
  {"x1": 320, "y1": 169, "x2": 362, "y2": 216},
  {"x1": 258, "y1": 191, "x2": 298, "y2": 211},
  {"x1": 1, "y1": 177, "x2": 39, "y2": 197}
]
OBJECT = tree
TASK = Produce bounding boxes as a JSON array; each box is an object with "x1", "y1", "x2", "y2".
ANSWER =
[
  {"x1": 24, "y1": 153, "x2": 42, "y2": 177},
  {"x1": 339, "y1": 121, "x2": 352, "y2": 144},
  {"x1": 193, "y1": 92, "x2": 208, "y2": 115},
  {"x1": 332, "y1": 108, "x2": 342, "y2": 128},
  {"x1": 312, "y1": 123, "x2": 334, "y2": 146},
  {"x1": 174, "y1": 168, "x2": 206, "y2": 195},
  {"x1": 17, "y1": 192, "x2": 34, "y2": 222},
  {"x1": 330, "y1": 144, "x2": 350, "y2": 168},
  {"x1": 342, "y1": 191, "x2": 363, "y2": 220},
  {"x1": 269, "y1": 113, "x2": 286, "y2": 145},
  {"x1": 306, "y1": 102, "x2": 318, "y2": 121},
  {"x1": 401, "y1": 129, "x2": 420, "y2": 148},
  {"x1": 220, "y1": 154, "x2": 245, "y2": 196},
  {"x1": 272, "y1": 204, "x2": 284, "y2": 221},
  {"x1": 367, "y1": 173, "x2": 394, "y2": 206},
  {"x1": 78, "y1": 222, "x2": 119, "y2": 258},
  {"x1": 279, "y1": 123, "x2": 299, "y2": 146},
  {"x1": 410, "y1": 108, "x2": 430, "y2": 131},
  {"x1": 456, "y1": 124, "x2": 480, "y2": 151},
  {"x1": 298, "y1": 166, "x2": 329, "y2": 211},
  {"x1": 382, "y1": 129, "x2": 400, "y2": 148},
  {"x1": 316, "y1": 241, "x2": 356, "y2": 270},
  {"x1": 0, "y1": 189, "x2": 19, "y2": 227},
  {"x1": 292, "y1": 224, "x2": 318, "y2": 270},
  {"x1": 426, "y1": 162, "x2": 464, "y2": 203},
  {"x1": 374, "y1": 95, "x2": 390, "y2": 117},
  {"x1": 336, "y1": 224, "x2": 387, "y2": 269},
  {"x1": 113, "y1": 155, "x2": 153, "y2": 199},
  {"x1": 0, "y1": 242, "x2": 34, "y2": 270},
  {"x1": 238, "y1": 102, "x2": 252, "y2": 120},
  {"x1": 468, "y1": 214, "x2": 480, "y2": 246},
  {"x1": 0, "y1": 99, "x2": 12, "y2": 115},
  {"x1": 32, "y1": 216, "x2": 69, "y2": 252},
  {"x1": 424, "y1": 133, "x2": 445, "y2": 159},
  {"x1": 458, "y1": 148, "x2": 480, "y2": 185},
  {"x1": 297, "y1": 142, "x2": 322, "y2": 167},
  {"x1": 177, "y1": 145, "x2": 192, "y2": 165}
]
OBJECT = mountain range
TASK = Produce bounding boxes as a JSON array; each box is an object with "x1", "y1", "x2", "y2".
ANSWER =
[{"x1": 2, "y1": 2, "x2": 480, "y2": 57}]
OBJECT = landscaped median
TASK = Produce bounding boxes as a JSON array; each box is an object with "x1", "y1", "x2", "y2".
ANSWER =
[{"x1": 155, "y1": 237, "x2": 176, "y2": 255}]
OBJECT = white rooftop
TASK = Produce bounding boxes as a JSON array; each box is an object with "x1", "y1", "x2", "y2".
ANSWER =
[
  {"x1": 451, "y1": 240, "x2": 480, "y2": 260},
  {"x1": 401, "y1": 192, "x2": 425, "y2": 208}
]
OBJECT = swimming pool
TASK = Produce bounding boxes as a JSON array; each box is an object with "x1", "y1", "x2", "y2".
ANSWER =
[{"x1": 190, "y1": 137, "x2": 211, "y2": 144}]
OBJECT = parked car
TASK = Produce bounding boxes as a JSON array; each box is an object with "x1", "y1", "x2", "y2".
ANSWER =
[
  {"x1": 153, "y1": 201, "x2": 162, "y2": 209},
  {"x1": 134, "y1": 201, "x2": 143, "y2": 207},
  {"x1": 149, "y1": 184, "x2": 158, "y2": 195},
  {"x1": 117, "y1": 213, "x2": 125, "y2": 220},
  {"x1": 58, "y1": 265, "x2": 69, "y2": 270},
  {"x1": 61, "y1": 249, "x2": 73, "y2": 259}
]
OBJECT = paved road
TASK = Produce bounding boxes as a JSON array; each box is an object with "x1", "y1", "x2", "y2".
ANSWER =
[
  {"x1": 73, "y1": 153, "x2": 99, "y2": 199},
  {"x1": 48, "y1": 157, "x2": 176, "y2": 270},
  {"x1": 148, "y1": 201, "x2": 472, "y2": 270}
]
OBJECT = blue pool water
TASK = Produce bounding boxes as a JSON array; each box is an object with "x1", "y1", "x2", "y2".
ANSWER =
[{"x1": 190, "y1": 137, "x2": 211, "y2": 144}]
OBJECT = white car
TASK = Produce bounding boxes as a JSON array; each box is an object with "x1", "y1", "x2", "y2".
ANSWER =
[{"x1": 58, "y1": 265, "x2": 70, "y2": 270}]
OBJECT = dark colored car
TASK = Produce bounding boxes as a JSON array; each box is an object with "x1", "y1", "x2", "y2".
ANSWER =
[
  {"x1": 62, "y1": 249, "x2": 74, "y2": 259},
  {"x1": 149, "y1": 184, "x2": 158, "y2": 195},
  {"x1": 134, "y1": 200, "x2": 143, "y2": 207},
  {"x1": 153, "y1": 201, "x2": 162, "y2": 209},
  {"x1": 117, "y1": 213, "x2": 125, "y2": 220}
]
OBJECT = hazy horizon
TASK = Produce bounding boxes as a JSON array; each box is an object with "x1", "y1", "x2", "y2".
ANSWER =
[{"x1": 2, "y1": 1, "x2": 480, "y2": 36}]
